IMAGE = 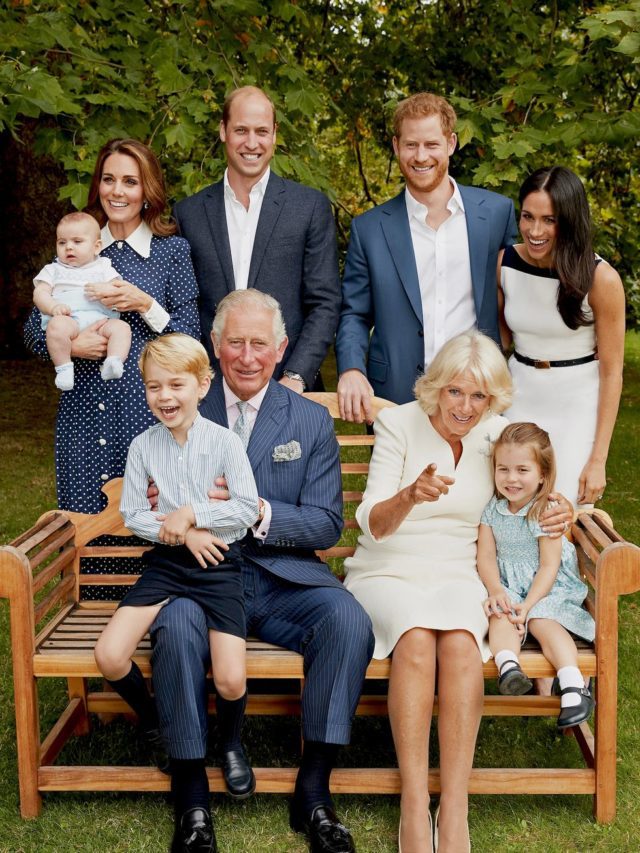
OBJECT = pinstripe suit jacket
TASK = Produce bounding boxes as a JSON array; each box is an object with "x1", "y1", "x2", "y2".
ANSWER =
[{"x1": 200, "y1": 378, "x2": 344, "y2": 588}]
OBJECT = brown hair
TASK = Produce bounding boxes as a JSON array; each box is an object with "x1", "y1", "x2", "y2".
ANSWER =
[
  {"x1": 139, "y1": 333, "x2": 213, "y2": 384},
  {"x1": 492, "y1": 422, "x2": 556, "y2": 521},
  {"x1": 222, "y1": 86, "x2": 277, "y2": 129},
  {"x1": 393, "y1": 92, "x2": 457, "y2": 138},
  {"x1": 85, "y1": 138, "x2": 176, "y2": 237}
]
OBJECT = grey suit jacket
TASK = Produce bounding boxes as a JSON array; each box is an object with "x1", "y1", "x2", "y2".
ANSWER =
[{"x1": 174, "y1": 172, "x2": 340, "y2": 389}]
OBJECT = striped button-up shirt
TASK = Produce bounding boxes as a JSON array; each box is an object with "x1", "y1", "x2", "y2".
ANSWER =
[{"x1": 120, "y1": 413, "x2": 259, "y2": 544}]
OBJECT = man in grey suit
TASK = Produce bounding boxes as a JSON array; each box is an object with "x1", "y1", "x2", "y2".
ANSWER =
[
  {"x1": 335, "y1": 92, "x2": 517, "y2": 421},
  {"x1": 173, "y1": 85, "x2": 341, "y2": 394},
  {"x1": 152, "y1": 290, "x2": 373, "y2": 853}
]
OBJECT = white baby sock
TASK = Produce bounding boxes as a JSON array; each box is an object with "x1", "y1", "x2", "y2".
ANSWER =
[
  {"x1": 495, "y1": 650, "x2": 519, "y2": 674},
  {"x1": 55, "y1": 362, "x2": 74, "y2": 391},
  {"x1": 558, "y1": 666, "x2": 585, "y2": 707},
  {"x1": 101, "y1": 356, "x2": 124, "y2": 381}
]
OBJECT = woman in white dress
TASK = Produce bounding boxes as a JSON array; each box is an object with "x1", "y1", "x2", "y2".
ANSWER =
[
  {"x1": 497, "y1": 166, "x2": 625, "y2": 508},
  {"x1": 344, "y1": 332, "x2": 571, "y2": 852}
]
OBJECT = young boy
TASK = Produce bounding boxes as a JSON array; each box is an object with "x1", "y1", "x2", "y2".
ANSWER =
[
  {"x1": 33, "y1": 211, "x2": 131, "y2": 390},
  {"x1": 94, "y1": 333, "x2": 259, "y2": 815}
]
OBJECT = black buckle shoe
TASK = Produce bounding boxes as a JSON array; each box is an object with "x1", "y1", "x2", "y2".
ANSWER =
[
  {"x1": 498, "y1": 662, "x2": 533, "y2": 696},
  {"x1": 221, "y1": 748, "x2": 256, "y2": 799},
  {"x1": 557, "y1": 685, "x2": 595, "y2": 729},
  {"x1": 290, "y1": 801, "x2": 356, "y2": 853},
  {"x1": 144, "y1": 727, "x2": 171, "y2": 775},
  {"x1": 171, "y1": 807, "x2": 217, "y2": 853}
]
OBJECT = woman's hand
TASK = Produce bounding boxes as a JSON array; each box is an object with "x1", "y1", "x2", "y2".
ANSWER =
[
  {"x1": 540, "y1": 494, "x2": 574, "y2": 538},
  {"x1": 483, "y1": 589, "x2": 514, "y2": 619},
  {"x1": 157, "y1": 505, "x2": 195, "y2": 544},
  {"x1": 577, "y1": 458, "x2": 607, "y2": 505},
  {"x1": 184, "y1": 528, "x2": 229, "y2": 568},
  {"x1": 70, "y1": 320, "x2": 109, "y2": 360},
  {"x1": 409, "y1": 463, "x2": 455, "y2": 504},
  {"x1": 85, "y1": 280, "x2": 153, "y2": 313}
]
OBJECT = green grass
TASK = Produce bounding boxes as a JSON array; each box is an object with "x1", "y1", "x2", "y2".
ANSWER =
[{"x1": 1, "y1": 337, "x2": 639, "y2": 852}]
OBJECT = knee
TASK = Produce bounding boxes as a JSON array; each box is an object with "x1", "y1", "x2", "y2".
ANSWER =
[
  {"x1": 438, "y1": 631, "x2": 482, "y2": 675},
  {"x1": 324, "y1": 596, "x2": 374, "y2": 655},
  {"x1": 394, "y1": 628, "x2": 435, "y2": 670},
  {"x1": 94, "y1": 637, "x2": 126, "y2": 681},
  {"x1": 151, "y1": 599, "x2": 209, "y2": 660},
  {"x1": 213, "y1": 666, "x2": 246, "y2": 700}
]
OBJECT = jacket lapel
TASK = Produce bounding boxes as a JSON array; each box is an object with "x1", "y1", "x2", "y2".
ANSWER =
[
  {"x1": 247, "y1": 173, "x2": 286, "y2": 290},
  {"x1": 459, "y1": 185, "x2": 490, "y2": 317},
  {"x1": 203, "y1": 181, "x2": 235, "y2": 294},
  {"x1": 380, "y1": 191, "x2": 423, "y2": 325},
  {"x1": 200, "y1": 378, "x2": 229, "y2": 428},
  {"x1": 247, "y1": 380, "x2": 289, "y2": 470}
]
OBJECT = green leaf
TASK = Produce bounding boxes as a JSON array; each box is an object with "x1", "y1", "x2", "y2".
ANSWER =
[
  {"x1": 155, "y1": 61, "x2": 194, "y2": 95},
  {"x1": 164, "y1": 119, "x2": 198, "y2": 150}
]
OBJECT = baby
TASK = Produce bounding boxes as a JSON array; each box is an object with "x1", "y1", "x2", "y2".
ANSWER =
[{"x1": 33, "y1": 212, "x2": 132, "y2": 391}]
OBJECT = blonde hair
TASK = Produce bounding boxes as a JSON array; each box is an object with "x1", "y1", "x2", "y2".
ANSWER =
[
  {"x1": 393, "y1": 92, "x2": 457, "y2": 138},
  {"x1": 57, "y1": 211, "x2": 101, "y2": 240},
  {"x1": 211, "y1": 290, "x2": 287, "y2": 347},
  {"x1": 492, "y1": 422, "x2": 557, "y2": 520},
  {"x1": 139, "y1": 334, "x2": 213, "y2": 383},
  {"x1": 414, "y1": 332, "x2": 512, "y2": 416}
]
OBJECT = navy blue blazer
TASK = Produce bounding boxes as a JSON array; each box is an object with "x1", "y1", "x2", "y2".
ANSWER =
[
  {"x1": 335, "y1": 185, "x2": 517, "y2": 404},
  {"x1": 174, "y1": 173, "x2": 341, "y2": 390},
  {"x1": 199, "y1": 378, "x2": 344, "y2": 588}
]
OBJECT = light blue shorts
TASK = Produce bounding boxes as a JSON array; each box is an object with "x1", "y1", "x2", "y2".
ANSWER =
[{"x1": 41, "y1": 290, "x2": 120, "y2": 331}]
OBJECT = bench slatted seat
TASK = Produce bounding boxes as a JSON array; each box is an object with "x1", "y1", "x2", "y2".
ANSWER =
[{"x1": 1, "y1": 392, "x2": 639, "y2": 821}]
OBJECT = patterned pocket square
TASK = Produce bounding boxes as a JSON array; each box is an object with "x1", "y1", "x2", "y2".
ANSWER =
[{"x1": 272, "y1": 440, "x2": 302, "y2": 462}]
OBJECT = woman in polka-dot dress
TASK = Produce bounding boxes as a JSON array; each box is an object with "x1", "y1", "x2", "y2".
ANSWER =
[{"x1": 24, "y1": 138, "x2": 200, "y2": 514}]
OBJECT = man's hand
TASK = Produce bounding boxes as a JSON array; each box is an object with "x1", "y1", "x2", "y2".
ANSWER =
[
  {"x1": 157, "y1": 505, "x2": 195, "y2": 544},
  {"x1": 540, "y1": 494, "x2": 574, "y2": 538},
  {"x1": 279, "y1": 375, "x2": 305, "y2": 395},
  {"x1": 337, "y1": 369, "x2": 374, "y2": 423},
  {"x1": 409, "y1": 463, "x2": 455, "y2": 504},
  {"x1": 184, "y1": 528, "x2": 229, "y2": 568},
  {"x1": 52, "y1": 303, "x2": 72, "y2": 316},
  {"x1": 70, "y1": 320, "x2": 109, "y2": 360}
]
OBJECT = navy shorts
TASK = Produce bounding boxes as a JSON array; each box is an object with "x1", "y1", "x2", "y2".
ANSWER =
[{"x1": 119, "y1": 541, "x2": 245, "y2": 639}]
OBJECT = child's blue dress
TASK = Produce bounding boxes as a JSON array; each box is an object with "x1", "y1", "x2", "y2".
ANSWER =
[{"x1": 480, "y1": 495, "x2": 595, "y2": 641}]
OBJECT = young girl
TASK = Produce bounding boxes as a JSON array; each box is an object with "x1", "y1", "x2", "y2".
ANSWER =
[{"x1": 478, "y1": 422, "x2": 595, "y2": 728}]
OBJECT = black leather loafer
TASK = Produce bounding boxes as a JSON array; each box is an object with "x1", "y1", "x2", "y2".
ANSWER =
[
  {"x1": 171, "y1": 807, "x2": 217, "y2": 853},
  {"x1": 290, "y1": 801, "x2": 356, "y2": 853},
  {"x1": 221, "y1": 748, "x2": 256, "y2": 799},
  {"x1": 557, "y1": 685, "x2": 595, "y2": 729}
]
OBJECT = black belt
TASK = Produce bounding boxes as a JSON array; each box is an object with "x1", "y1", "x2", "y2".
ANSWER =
[{"x1": 513, "y1": 351, "x2": 597, "y2": 369}]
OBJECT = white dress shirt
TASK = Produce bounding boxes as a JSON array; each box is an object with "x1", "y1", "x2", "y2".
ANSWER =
[
  {"x1": 405, "y1": 179, "x2": 475, "y2": 367},
  {"x1": 224, "y1": 167, "x2": 270, "y2": 290}
]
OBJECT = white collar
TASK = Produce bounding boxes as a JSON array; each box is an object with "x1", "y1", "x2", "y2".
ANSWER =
[
  {"x1": 101, "y1": 221, "x2": 153, "y2": 258},
  {"x1": 222, "y1": 377, "x2": 270, "y2": 413},
  {"x1": 405, "y1": 177, "x2": 465, "y2": 220},
  {"x1": 223, "y1": 167, "x2": 271, "y2": 203}
]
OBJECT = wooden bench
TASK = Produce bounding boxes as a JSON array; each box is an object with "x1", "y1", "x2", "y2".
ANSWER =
[{"x1": 1, "y1": 392, "x2": 639, "y2": 822}]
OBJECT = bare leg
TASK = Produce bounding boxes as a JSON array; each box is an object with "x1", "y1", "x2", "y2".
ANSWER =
[
  {"x1": 46, "y1": 315, "x2": 80, "y2": 366},
  {"x1": 101, "y1": 317, "x2": 132, "y2": 363},
  {"x1": 436, "y1": 630, "x2": 484, "y2": 853},
  {"x1": 488, "y1": 613, "x2": 522, "y2": 657},
  {"x1": 209, "y1": 631, "x2": 246, "y2": 700},
  {"x1": 95, "y1": 603, "x2": 164, "y2": 681},
  {"x1": 388, "y1": 628, "x2": 436, "y2": 853},
  {"x1": 528, "y1": 619, "x2": 578, "y2": 671}
]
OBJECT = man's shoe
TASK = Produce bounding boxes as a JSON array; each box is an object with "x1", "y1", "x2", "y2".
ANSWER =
[
  {"x1": 220, "y1": 748, "x2": 256, "y2": 799},
  {"x1": 290, "y1": 801, "x2": 356, "y2": 853},
  {"x1": 171, "y1": 807, "x2": 217, "y2": 853},
  {"x1": 557, "y1": 686, "x2": 595, "y2": 729},
  {"x1": 144, "y1": 727, "x2": 171, "y2": 775}
]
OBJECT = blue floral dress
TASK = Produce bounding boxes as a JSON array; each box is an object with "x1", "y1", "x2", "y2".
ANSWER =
[
  {"x1": 480, "y1": 495, "x2": 595, "y2": 641},
  {"x1": 24, "y1": 230, "x2": 200, "y2": 513}
]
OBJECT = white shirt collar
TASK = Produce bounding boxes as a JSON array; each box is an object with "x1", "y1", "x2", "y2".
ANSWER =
[
  {"x1": 405, "y1": 177, "x2": 465, "y2": 221},
  {"x1": 222, "y1": 377, "x2": 270, "y2": 414},
  {"x1": 223, "y1": 167, "x2": 271, "y2": 203},
  {"x1": 101, "y1": 220, "x2": 153, "y2": 258}
]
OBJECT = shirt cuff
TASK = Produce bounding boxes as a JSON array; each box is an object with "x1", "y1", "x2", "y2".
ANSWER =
[
  {"x1": 142, "y1": 299, "x2": 170, "y2": 333},
  {"x1": 252, "y1": 498, "x2": 272, "y2": 540}
]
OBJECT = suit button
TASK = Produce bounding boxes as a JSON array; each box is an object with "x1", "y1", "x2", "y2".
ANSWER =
[{"x1": 418, "y1": 330, "x2": 424, "y2": 338}]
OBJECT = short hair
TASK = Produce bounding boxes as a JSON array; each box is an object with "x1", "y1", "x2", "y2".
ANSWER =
[
  {"x1": 393, "y1": 92, "x2": 457, "y2": 138},
  {"x1": 519, "y1": 166, "x2": 595, "y2": 330},
  {"x1": 492, "y1": 422, "x2": 557, "y2": 521},
  {"x1": 222, "y1": 86, "x2": 277, "y2": 128},
  {"x1": 85, "y1": 138, "x2": 176, "y2": 237},
  {"x1": 211, "y1": 290, "x2": 287, "y2": 348},
  {"x1": 57, "y1": 211, "x2": 100, "y2": 240},
  {"x1": 414, "y1": 331, "x2": 512, "y2": 416},
  {"x1": 139, "y1": 333, "x2": 213, "y2": 383}
]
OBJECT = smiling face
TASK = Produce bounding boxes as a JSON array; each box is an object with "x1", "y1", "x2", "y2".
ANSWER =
[
  {"x1": 212, "y1": 305, "x2": 288, "y2": 401},
  {"x1": 98, "y1": 152, "x2": 145, "y2": 239},
  {"x1": 393, "y1": 114, "x2": 456, "y2": 201},
  {"x1": 219, "y1": 91, "x2": 276, "y2": 191},
  {"x1": 56, "y1": 220, "x2": 101, "y2": 267},
  {"x1": 519, "y1": 190, "x2": 557, "y2": 267},
  {"x1": 494, "y1": 442, "x2": 544, "y2": 513},
  {"x1": 430, "y1": 371, "x2": 491, "y2": 444},
  {"x1": 143, "y1": 360, "x2": 211, "y2": 444}
]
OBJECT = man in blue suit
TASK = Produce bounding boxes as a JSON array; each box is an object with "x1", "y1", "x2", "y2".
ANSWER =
[
  {"x1": 335, "y1": 92, "x2": 517, "y2": 421},
  {"x1": 152, "y1": 290, "x2": 373, "y2": 853},
  {"x1": 173, "y1": 85, "x2": 341, "y2": 394}
]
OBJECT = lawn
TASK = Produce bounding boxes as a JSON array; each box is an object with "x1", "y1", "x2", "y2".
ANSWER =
[{"x1": 0, "y1": 336, "x2": 639, "y2": 852}]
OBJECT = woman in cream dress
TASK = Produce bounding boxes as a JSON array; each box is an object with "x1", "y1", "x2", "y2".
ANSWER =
[{"x1": 344, "y1": 332, "x2": 569, "y2": 853}]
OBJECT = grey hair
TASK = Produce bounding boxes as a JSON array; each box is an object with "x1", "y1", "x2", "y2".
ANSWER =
[{"x1": 211, "y1": 289, "x2": 287, "y2": 347}]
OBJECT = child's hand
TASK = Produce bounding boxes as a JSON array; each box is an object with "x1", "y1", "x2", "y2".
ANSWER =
[
  {"x1": 207, "y1": 476, "x2": 229, "y2": 502},
  {"x1": 483, "y1": 589, "x2": 513, "y2": 618},
  {"x1": 184, "y1": 528, "x2": 229, "y2": 568},
  {"x1": 157, "y1": 505, "x2": 195, "y2": 544},
  {"x1": 52, "y1": 303, "x2": 72, "y2": 316},
  {"x1": 508, "y1": 602, "x2": 530, "y2": 627}
]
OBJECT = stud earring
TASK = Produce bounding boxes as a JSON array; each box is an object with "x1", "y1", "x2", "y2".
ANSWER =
[{"x1": 143, "y1": 201, "x2": 150, "y2": 210}]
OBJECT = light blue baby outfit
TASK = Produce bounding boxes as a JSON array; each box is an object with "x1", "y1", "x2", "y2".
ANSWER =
[{"x1": 480, "y1": 495, "x2": 595, "y2": 641}]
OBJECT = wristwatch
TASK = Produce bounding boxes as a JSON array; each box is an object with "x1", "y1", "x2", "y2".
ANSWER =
[{"x1": 283, "y1": 370, "x2": 306, "y2": 390}]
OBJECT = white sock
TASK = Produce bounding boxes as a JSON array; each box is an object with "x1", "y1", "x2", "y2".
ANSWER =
[
  {"x1": 55, "y1": 362, "x2": 74, "y2": 391},
  {"x1": 558, "y1": 666, "x2": 584, "y2": 708},
  {"x1": 101, "y1": 356, "x2": 124, "y2": 381},
  {"x1": 495, "y1": 650, "x2": 519, "y2": 674}
]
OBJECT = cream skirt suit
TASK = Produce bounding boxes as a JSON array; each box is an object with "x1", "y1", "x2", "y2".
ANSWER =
[{"x1": 344, "y1": 402, "x2": 508, "y2": 661}]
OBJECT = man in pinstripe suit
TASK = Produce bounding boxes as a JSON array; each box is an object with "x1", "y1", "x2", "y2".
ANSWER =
[{"x1": 151, "y1": 290, "x2": 374, "y2": 853}]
